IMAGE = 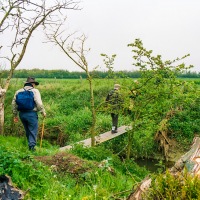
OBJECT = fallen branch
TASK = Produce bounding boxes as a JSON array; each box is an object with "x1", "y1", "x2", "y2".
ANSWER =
[
  {"x1": 127, "y1": 176, "x2": 151, "y2": 200},
  {"x1": 170, "y1": 137, "x2": 200, "y2": 175}
]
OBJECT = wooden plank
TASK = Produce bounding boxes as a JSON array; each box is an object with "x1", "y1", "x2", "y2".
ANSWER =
[
  {"x1": 95, "y1": 125, "x2": 131, "y2": 144},
  {"x1": 59, "y1": 125, "x2": 132, "y2": 151}
]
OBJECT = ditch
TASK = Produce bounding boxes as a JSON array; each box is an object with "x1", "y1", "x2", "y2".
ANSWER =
[{"x1": 135, "y1": 158, "x2": 175, "y2": 173}]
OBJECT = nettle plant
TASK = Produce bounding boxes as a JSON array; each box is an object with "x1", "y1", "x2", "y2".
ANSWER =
[{"x1": 125, "y1": 38, "x2": 196, "y2": 158}]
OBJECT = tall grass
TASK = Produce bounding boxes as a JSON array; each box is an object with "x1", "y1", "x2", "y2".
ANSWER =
[{"x1": 5, "y1": 78, "x2": 200, "y2": 154}]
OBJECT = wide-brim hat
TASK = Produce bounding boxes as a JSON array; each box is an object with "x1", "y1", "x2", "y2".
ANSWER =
[{"x1": 24, "y1": 77, "x2": 39, "y2": 85}]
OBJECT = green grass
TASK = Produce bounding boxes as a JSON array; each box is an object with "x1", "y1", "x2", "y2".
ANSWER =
[
  {"x1": 2, "y1": 77, "x2": 200, "y2": 199},
  {"x1": 0, "y1": 135, "x2": 147, "y2": 199}
]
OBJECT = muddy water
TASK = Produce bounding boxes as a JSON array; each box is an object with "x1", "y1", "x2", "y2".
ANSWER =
[{"x1": 135, "y1": 158, "x2": 175, "y2": 173}]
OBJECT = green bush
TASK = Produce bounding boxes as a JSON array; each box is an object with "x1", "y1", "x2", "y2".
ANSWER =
[
  {"x1": 169, "y1": 98, "x2": 200, "y2": 144},
  {"x1": 146, "y1": 170, "x2": 200, "y2": 199}
]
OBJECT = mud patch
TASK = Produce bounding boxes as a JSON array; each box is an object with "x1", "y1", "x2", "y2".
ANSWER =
[{"x1": 35, "y1": 152, "x2": 97, "y2": 176}]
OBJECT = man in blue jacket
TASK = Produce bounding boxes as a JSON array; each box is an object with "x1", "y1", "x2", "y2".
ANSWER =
[{"x1": 12, "y1": 77, "x2": 46, "y2": 151}]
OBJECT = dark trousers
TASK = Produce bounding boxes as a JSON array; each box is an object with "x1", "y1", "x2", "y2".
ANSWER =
[
  {"x1": 111, "y1": 113, "x2": 118, "y2": 129},
  {"x1": 19, "y1": 111, "x2": 38, "y2": 148}
]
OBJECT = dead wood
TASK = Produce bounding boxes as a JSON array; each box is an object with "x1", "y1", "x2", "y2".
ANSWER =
[
  {"x1": 155, "y1": 108, "x2": 180, "y2": 160},
  {"x1": 0, "y1": 175, "x2": 24, "y2": 199},
  {"x1": 127, "y1": 176, "x2": 151, "y2": 200},
  {"x1": 170, "y1": 137, "x2": 200, "y2": 174}
]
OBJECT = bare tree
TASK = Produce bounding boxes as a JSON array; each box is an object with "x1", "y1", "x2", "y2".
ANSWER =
[
  {"x1": 0, "y1": 0, "x2": 80, "y2": 134},
  {"x1": 46, "y1": 26, "x2": 96, "y2": 146}
]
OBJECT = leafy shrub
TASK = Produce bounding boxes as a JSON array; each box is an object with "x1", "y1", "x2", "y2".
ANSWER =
[
  {"x1": 169, "y1": 98, "x2": 200, "y2": 144},
  {"x1": 146, "y1": 170, "x2": 200, "y2": 199}
]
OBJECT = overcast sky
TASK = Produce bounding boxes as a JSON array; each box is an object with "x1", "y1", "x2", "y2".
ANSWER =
[{"x1": 16, "y1": 0, "x2": 200, "y2": 72}]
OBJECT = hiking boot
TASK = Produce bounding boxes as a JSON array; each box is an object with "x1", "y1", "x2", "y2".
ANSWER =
[
  {"x1": 29, "y1": 146, "x2": 36, "y2": 151},
  {"x1": 111, "y1": 130, "x2": 118, "y2": 134}
]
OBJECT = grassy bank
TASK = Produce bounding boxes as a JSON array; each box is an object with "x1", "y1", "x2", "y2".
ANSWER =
[
  {"x1": 0, "y1": 135, "x2": 148, "y2": 199},
  {"x1": 2, "y1": 77, "x2": 200, "y2": 198}
]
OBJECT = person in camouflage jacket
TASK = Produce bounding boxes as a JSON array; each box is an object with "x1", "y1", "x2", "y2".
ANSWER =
[{"x1": 106, "y1": 84, "x2": 123, "y2": 133}]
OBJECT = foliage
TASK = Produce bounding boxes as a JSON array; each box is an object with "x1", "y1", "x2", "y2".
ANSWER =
[
  {"x1": 0, "y1": 136, "x2": 147, "y2": 199},
  {"x1": 125, "y1": 38, "x2": 199, "y2": 158},
  {"x1": 101, "y1": 54, "x2": 117, "y2": 79},
  {"x1": 0, "y1": 68, "x2": 141, "y2": 79},
  {"x1": 169, "y1": 96, "x2": 200, "y2": 145},
  {"x1": 71, "y1": 145, "x2": 113, "y2": 161},
  {"x1": 71, "y1": 144, "x2": 149, "y2": 181},
  {"x1": 146, "y1": 169, "x2": 200, "y2": 199}
]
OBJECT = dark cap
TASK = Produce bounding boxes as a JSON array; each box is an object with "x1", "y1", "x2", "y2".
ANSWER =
[{"x1": 25, "y1": 77, "x2": 39, "y2": 85}]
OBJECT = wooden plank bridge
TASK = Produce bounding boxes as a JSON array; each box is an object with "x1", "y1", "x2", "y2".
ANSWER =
[{"x1": 59, "y1": 125, "x2": 132, "y2": 151}]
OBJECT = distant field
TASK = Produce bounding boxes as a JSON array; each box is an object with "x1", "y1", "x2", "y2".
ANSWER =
[{"x1": 178, "y1": 77, "x2": 200, "y2": 81}]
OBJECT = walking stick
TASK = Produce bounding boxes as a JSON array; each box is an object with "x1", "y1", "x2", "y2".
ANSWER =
[{"x1": 40, "y1": 118, "x2": 45, "y2": 148}]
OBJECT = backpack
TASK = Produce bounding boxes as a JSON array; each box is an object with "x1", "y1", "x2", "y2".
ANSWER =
[
  {"x1": 106, "y1": 90, "x2": 119, "y2": 105},
  {"x1": 16, "y1": 88, "x2": 35, "y2": 111},
  {"x1": 106, "y1": 89, "x2": 123, "y2": 114}
]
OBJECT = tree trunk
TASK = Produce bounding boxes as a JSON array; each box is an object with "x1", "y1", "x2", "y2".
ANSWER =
[
  {"x1": 88, "y1": 76, "x2": 96, "y2": 146},
  {"x1": 0, "y1": 89, "x2": 6, "y2": 134},
  {"x1": 0, "y1": 74, "x2": 11, "y2": 135},
  {"x1": 127, "y1": 176, "x2": 151, "y2": 200}
]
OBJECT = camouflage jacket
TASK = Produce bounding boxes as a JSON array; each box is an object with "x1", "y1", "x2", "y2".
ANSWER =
[{"x1": 106, "y1": 89, "x2": 123, "y2": 114}]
